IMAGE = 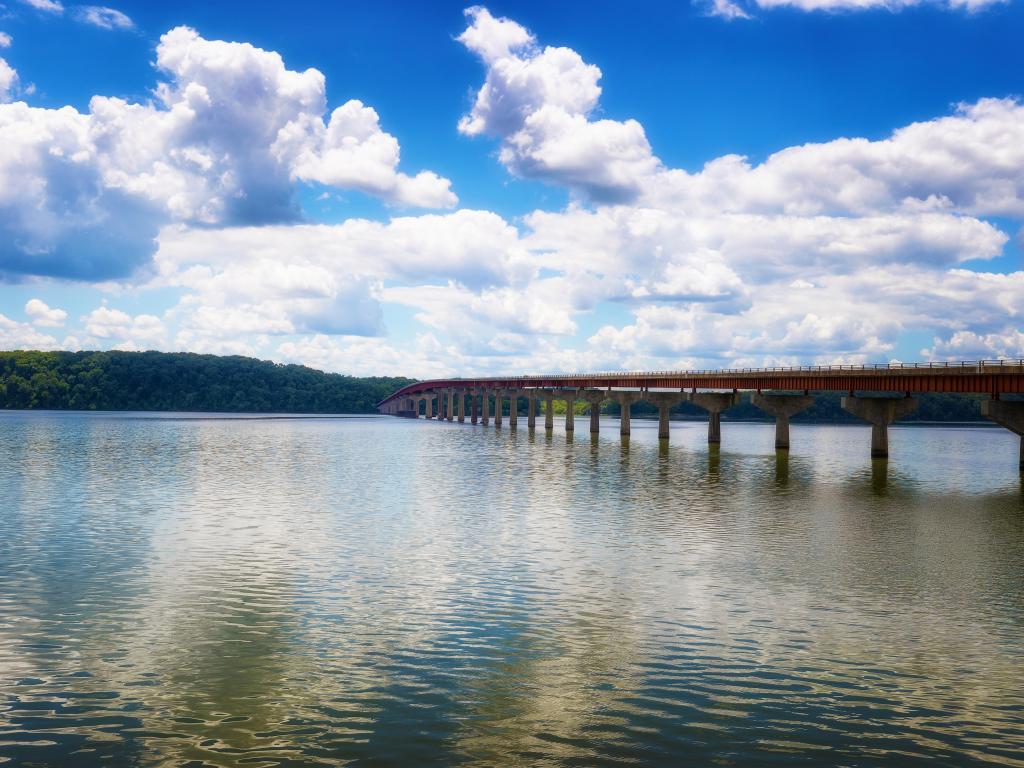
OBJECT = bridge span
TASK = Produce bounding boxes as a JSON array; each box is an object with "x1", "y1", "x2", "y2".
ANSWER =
[{"x1": 377, "y1": 361, "x2": 1024, "y2": 467}]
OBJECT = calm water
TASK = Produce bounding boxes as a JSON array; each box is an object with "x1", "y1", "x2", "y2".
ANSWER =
[{"x1": 1, "y1": 412, "x2": 1022, "y2": 767}]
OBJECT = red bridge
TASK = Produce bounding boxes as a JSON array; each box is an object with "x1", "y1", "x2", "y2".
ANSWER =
[{"x1": 377, "y1": 360, "x2": 1024, "y2": 467}]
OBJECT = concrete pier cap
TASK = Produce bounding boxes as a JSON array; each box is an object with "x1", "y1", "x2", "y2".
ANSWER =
[
  {"x1": 841, "y1": 394, "x2": 918, "y2": 459},
  {"x1": 647, "y1": 391, "x2": 686, "y2": 440},
  {"x1": 751, "y1": 392, "x2": 815, "y2": 450},
  {"x1": 613, "y1": 391, "x2": 644, "y2": 436},
  {"x1": 690, "y1": 391, "x2": 742, "y2": 444}
]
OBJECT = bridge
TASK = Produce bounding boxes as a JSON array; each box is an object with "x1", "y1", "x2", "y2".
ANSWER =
[{"x1": 376, "y1": 360, "x2": 1024, "y2": 468}]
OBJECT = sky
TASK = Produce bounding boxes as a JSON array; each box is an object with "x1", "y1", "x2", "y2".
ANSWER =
[{"x1": 0, "y1": 0, "x2": 1022, "y2": 377}]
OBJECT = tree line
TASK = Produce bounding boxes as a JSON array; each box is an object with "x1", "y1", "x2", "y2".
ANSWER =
[{"x1": 0, "y1": 351, "x2": 413, "y2": 413}]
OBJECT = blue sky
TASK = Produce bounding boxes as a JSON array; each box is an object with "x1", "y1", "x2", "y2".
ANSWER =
[{"x1": 0, "y1": 0, "x2": 1022, "y2": 375}]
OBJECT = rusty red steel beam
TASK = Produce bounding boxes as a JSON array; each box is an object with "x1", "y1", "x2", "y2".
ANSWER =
[{"x1": 378, "y1": 360, "x2": 1024, "y2": 406}]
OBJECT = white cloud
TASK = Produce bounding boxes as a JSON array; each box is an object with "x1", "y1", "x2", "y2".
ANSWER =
[
  {"x1": 0, "y1": 58, "x2": 16, "y2": 102},
  {"x1": 278, "y1": 99, "x2": 456, "y2": 208},
  {"x1": 82, "y1": 305, "x2": 166, "y2": 348},
  {"x1": 0, "y1": 33, "x2": 12, "y2": 48},
  {"x1": 924, "y1": 329, "x2": 1024, "y2": 360},
  {"x1": 0, "y1": 26, "x2": 455, "y2": 280},
  {"x1": 458, "y1": 7, "x2": 660, "y2": 202},
  {"x1": 709, "y1": 0, "x2": 1007, "y2": 17},
  {"x1": 705, "y1": 0, "x2": 754, "y2": 19},
  {"x1": 647, "y1": 98, "x2": 1024, "y2": 218},
  {"x1": 153, "y1": 208, "x2": 526, "y2": 291},
  {"x1": 275, "y1": 334, "x2": 457, "y2": 378},
  {"x1": 144, "y1": 209, "x2": 528, "y2": 350},
  {"x1": 19, "y1": 0, "x2": 64, "y2": 13},
  {"x1": 75, "y1": 6, "x2": 133, "y2": 30},
  {"x1": 25, "y1": 298, "x2": 67, "y2": 327},
  {"x1": 0, "y1": 312, "x2": 59, "y2": 349}
]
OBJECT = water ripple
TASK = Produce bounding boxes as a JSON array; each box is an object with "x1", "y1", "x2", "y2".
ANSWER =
[{"x1": 0, "y1": 413, "x2": 1022, "y2": 766}]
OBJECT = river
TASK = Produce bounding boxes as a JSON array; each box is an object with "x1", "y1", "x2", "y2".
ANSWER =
[{"x1": 1, "y1": 411, "x2": 1022, "y2": 766}]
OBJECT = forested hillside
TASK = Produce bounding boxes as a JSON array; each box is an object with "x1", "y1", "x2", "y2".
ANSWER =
[{"x1": 0, "y1": 351, "x2": 414, "y2": 413}]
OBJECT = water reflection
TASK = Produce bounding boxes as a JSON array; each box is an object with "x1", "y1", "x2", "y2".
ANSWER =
[{"x1": 0, "y1": 413, "x2": 1022, "y2": 766}]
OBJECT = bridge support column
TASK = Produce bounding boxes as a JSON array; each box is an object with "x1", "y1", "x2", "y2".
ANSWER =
[
  {"x1": 560, "y1": 392, "x2": 577, "y2": 432},
  {"x1": 425, "y1": 395, "x2": 434, "y2": 419},
  {"x1": 616, "y1": 392, "x2": 643, "y2": 436},
  {"x1": 647, "y1": 393, "x2": 685, "y2": 440},
  {"x1": 583, "y1": 391, "x2": 605, "y2": 433},
  {"x1": 446, "y1": 388, "x2": 454, "y2": 421},
  {"x1": 841, "y1": 395, "x2": 918, "y2": 458},
  {"x1": 527, "y1": 395, "x2": 537, "y2": 429},
  {"x1": 508, "y1": 391, "x2": 518, "y2": 428},
  {"x1": 691, "y1": 392, "x2": 741, "y2": 444},
  {"x1": 481, "y1": 391, "x2": 490, "y2": 426},
  {"x1": 494, "y1": 391, "x2": 503, "y2": 428},
  {"x1": 545, "y1": 395, "x2": 554, "y2": 431},
  {"x1": 751, "y1": 393, "x2": 815, "y2": 450},
  {"x1": 981, "y1": 400, "x2": 1024, "y2": 471}
]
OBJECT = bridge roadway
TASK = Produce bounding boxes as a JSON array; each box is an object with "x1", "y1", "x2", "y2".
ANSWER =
[{"x1": 376, "y1": 360, "x2": 1024, "y2": 467}]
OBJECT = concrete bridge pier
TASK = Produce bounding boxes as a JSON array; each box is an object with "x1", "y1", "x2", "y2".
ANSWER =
[
  {"x1": 545, "y1": 394, "x2": 555, "y2": 431},
  {"x1": 841, "y1": 395, "x2": 918, "y2": 458},
  {"x1": 616, "y1": 392, "x2": 643, "y2": 436},
  {"x1": 981, "y1": 399, "x2": 1024, "y2": 471},
  {"x1": 690, "y1": 392, "x2": 741, "y2": 444},
  {"x1": 457, "y1": 390, "x2": 465, "y2": 422},
  {"x1": 494, "y1": 391, "x2": 503, "y2": 428},
  {"x1": 647, "y1": 392, "x2": 686, "y2": 440},
  {"x1": 527, "y1": 395, "x2": 537, "y2": 429},
  {"x1": 481, "y1": 391, "x2": 490, "y2": 426},
  {"x1": 751, "y1": 393, "x2": 815, "y2": 450},
  {"x1": 508, "y1": 391, "x2": 519, "y2": 428},
  {"x1": 583, "y1": 391, "x2": 606, "y2": 433},
  {"x1": 425, "y1": 395, "x2": 435, "y2": 419},
  {"x1": 559, "y1": 391, "x2": 577, "y2": 432},
  {"x1": 470, "y1": 392, "x2": 478, "y2": 424}
]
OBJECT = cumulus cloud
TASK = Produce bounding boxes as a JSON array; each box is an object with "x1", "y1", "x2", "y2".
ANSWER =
[
  {"x1": 25, "y1": 298, "x2": 67, "y2": 327},
  {"x1": 278, "y1": 99, "x2": 457, "y2": 208},
  {"x1": 0, "y1": 33, "x2": 12, "y2": 48},
  {"x1": 0, "y1": 57, "x2": 15, "y2": 102},
  {"x1": 19, "y1": 0, "x2": 64, "y2": 13},
  {"x1": 924, "y1": 329, "x2": 1024, "y2": 360},
  {"x1": 82, "y1": 305, "x2": 166, "y2": 349},
  {"x1": 146, "y1": 209, "x2": 528, "y2": 350},
  {"x1": 458, "y1": 6, "x2": 660, "y2": 202},
  {"x1": 0, "y1": 313, "x2": 59, "y2": 350},
  {"x1": 75, "y1": 6, "x2": 134, "y2": 30},
  {"x1": 647, "y1": 98, "x2": 1024, "y2": 218},
  {"x1": 0, "y1": 26, "x2": 455, "y2": 281}
]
